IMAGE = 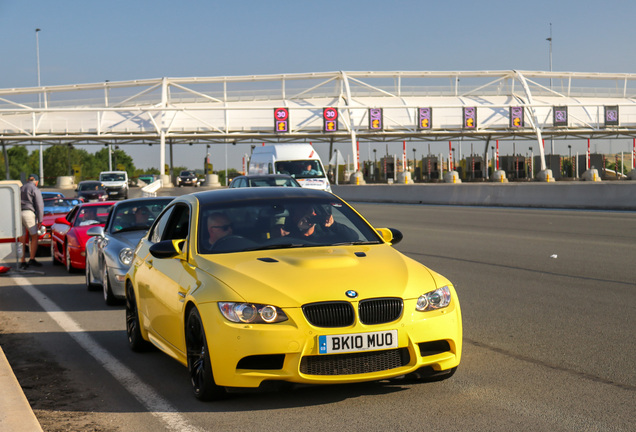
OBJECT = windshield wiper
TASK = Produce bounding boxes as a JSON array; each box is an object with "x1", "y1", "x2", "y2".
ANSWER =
[
  {"x1": 244, "y1": 243, "x2": 308, "y2": 251},
  {"x1": 330, "y1": 240, "x2": 382, "y2": 246}
]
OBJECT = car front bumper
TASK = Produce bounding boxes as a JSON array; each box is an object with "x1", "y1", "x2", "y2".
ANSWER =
[{"x1": 200, "y1": 297, "x2": 462, "y2": 388}]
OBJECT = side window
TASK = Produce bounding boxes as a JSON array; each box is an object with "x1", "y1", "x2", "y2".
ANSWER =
[
  {"x1": 163, "y1": 205, "x2": 190, "y2": 241},
  {"x1": 66, "y1": 207, "x2": 78, "y2": 223},
  {"x1": 149, "y1": 206, "x2": 174, "y2": 243}
]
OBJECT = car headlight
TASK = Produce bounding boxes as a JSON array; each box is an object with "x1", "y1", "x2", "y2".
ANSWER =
[
  {"x1": 218, "y1": 302, "x2": 288, "y2": 324},
  {"x1": 416, "y1": 286, "x2": 452, "y2": 311},
  {"x1": 119, "y1": 248, "x2": 133, "y2": 266}
]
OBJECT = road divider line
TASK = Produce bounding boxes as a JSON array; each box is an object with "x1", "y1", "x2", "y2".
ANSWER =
[{"x1": 12, "y1": 276, "x2": 205, "y2": 432}]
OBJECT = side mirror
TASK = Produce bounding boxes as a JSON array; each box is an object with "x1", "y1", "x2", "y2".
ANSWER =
[
  {"x1": 376, "y1": 228, "x2": 403, "y2": 245},
  {"x1": 86, "y1": 226, "x2": 104, "y2": 237},
  {"x1": 149, "y1": 239, "x2": 187, "y2": 259},
  {"x1": 55, "y1": 217, "x2": 71, "y2": 226}
]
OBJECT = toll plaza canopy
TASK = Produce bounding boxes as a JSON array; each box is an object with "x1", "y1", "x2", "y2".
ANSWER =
[{"x1": 1, "y1": 70, "x2": 635, "y2": 174}]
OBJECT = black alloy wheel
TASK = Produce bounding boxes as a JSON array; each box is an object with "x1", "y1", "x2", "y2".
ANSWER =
[
  {"x1": 185, "y1": 308, "x2": 226, "y2": 401},
  {"x1": 126, "y1": 283, "x2": 150, "y2": 352}
]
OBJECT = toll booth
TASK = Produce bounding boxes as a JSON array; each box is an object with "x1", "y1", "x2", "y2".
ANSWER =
[
  {"x1": 379, "y1": 156, "x2": 396, "y2": 182},
  {"x1": 534, "y1": 155, "x2": 563, "y2": 180},
  {"x1": 420, "y1": 156, "x2": 441, "y2": 181},
  {"x1": 576, "y1": 154, "x2": 604, "y2": 177},
  {"x1": 363, "y1": 161, "x2": 381, "y2": 183},
  {"x1": 501, "y1": 155, "x2": 527, "y2": 180},
  {"x1": 464, "y1": 156, "x2": 484, "y2": 180}
]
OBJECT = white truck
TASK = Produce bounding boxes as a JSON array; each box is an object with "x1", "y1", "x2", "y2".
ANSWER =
[
  {"x1": 248, "y1": 144, "x2": 331, "y2": 192},
  {"x1": 99, "y1": 171, "x2": 129, "y2": 200}
]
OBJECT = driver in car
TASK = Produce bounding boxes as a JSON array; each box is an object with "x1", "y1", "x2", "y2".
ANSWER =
[{"x1": 207, "y1": 212, "x2": 233, "y2": 248}]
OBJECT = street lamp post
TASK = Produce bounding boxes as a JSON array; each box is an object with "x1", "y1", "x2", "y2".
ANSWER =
[
  {"x1": 529, "y1": 147, "x2": 534, "y2": 179},
  {"x1": 547, "y1": 23, "x2": 554, "y2": 155},
  {"x1": 36, "y1": 28, "x2": 44, "y2": 185},
  {"x1": 412, "y1": 148, "x2": 416, "y2": 180},
  {"x1": 568, "y1": 145, "x2": 572, "y2": 177},
  {"x1": 373, "y1": 149, "x2": 377, "y2": 182}
]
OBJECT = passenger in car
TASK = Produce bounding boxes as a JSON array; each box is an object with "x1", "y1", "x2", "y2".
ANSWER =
[{"x1": 283, "y1": 204, "x2": 356, "y2": 241}]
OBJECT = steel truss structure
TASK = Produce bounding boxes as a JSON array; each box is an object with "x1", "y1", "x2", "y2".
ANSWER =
[{"x1": 1, "y1": 70, "x2": 635, "y2": 174}]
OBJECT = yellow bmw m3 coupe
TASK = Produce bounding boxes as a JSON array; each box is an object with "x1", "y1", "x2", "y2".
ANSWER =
[{"x1": 125, "y1": 188, "x2": 462, "y2": 400}]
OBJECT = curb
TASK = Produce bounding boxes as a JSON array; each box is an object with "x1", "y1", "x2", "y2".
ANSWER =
[{"x1": 0, "y1": 346, "x2": 43, "y2": 431}]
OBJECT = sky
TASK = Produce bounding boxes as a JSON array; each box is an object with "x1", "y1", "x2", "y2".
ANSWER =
[{"x1": 1, "y1": 0, "x2": 635, "y2": 171}]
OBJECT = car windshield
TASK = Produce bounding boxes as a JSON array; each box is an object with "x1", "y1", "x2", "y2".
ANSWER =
[
  {"x1": 78, "y1": 183, "x2": 104, "y2": 191},
  {"x1": 180, "y1": 171, "x2": 194, "y2": 177},
  {"x1": 75, "y1": 205, "x2": 112, "y2": 227},
  {"x1": 274, "y1": 160, "x2": 324, "y2": 179},
  {"x1": 101, "y1": 174, "x2": 125, "y2": 181},
  {"x1": 43, "y1": 198, "x2": 81, "y2": 214},
  {"x1": 110, "y1": 199, "x2": 172, "y2": 234},
  {"x1": 198, "y1": 197, "x2": 382, "y2": 254},
  {"x1": 249, "y1": 177, "x2": 299, "y2": 187}
]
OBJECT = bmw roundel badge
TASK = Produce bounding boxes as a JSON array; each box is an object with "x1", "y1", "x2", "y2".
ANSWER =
[{"x1": 346, "y1": 290, "x2": 358, "y2": 298}]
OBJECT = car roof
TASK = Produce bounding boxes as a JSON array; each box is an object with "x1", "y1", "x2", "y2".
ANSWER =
[
  {"x1": 234, "y1": 174, "x2": 295, "y2": 180},
  {"x1": 79, "y1": 201, "x2": 117, "y2": 207},
  {"x1": 185, "y1": 186, "x2": 334, "y2": 207},
  {"x1": 78, "y1": 180, "x2": 103, "y2": 185},
  {"x1": 110, "y1": 196, "x2": 175, "y2": 209}
]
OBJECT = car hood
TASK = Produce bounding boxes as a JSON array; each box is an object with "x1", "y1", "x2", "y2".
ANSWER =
[
  {"x1": 194, "y1": 244, "x2": 446, "y2": 307},
  {"x1": 110, "y1": 230, "x2": 147, "y2": 250},
  {"x1": 42, "y1": 213, "x2": 65, "y2": 226}
]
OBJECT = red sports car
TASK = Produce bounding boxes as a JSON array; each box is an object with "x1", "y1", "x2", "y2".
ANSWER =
[
  {"x1": 50, "y1": 201, "x2": 116, "y2": 272},
  {"x1": 39, "y1": 197, "x2": 82, "y2": 249}
]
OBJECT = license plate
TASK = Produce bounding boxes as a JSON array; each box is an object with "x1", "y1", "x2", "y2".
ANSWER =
[{"x1": 318, "y1": 330, "x2": 397, "y2": 354}]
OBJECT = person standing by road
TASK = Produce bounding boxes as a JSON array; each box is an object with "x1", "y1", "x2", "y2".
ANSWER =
[{"x1": 20, "y1": 174, "x2": 44, "y2": 269}]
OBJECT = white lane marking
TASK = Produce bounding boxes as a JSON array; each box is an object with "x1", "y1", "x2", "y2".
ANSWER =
[{"x1": 12, "y1": 276, "x2": 205, "y2": 432}]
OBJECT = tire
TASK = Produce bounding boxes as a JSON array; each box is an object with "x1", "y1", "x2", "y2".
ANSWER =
[
  {"x1": 125, "y1": 282, "x2": 151, "y2": 352},
  {"x1": 85, "y1": 256, "x2": 100, "y2": 291},
  {"x1": 102, "y1": 267, "x2": 119, "y2": 306},
  {"x1": 51, "y1": 241, "x2": 61, "y2": 266},
  {"x1": 65, "y1": 242, "x2": 75, "y2": 273},
  {"x1": 185, "y1": 308, "x2": 226, "y2": 401},
  {"x1": 406, "y1": 366, "x2": 457, "y2": 383}
]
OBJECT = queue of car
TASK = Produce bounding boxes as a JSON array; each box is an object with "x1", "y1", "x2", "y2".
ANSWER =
[
  {"x1": 50, "y1": 202, "x2": 116, "y2": 272},
  {"x1": 33, "y1": 175, "x2": 462, "y2": 402},
  {"x1": 85, "y1": 197, "x2": 174, "y2": 305}
]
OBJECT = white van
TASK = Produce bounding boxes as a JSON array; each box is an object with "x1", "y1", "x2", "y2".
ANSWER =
[
  {"x1": 248, "y1": 144, "x2": 331, "y2": 192},
  {"x1": 99, "y1": 170, "x2": 129, "y2": 199}
]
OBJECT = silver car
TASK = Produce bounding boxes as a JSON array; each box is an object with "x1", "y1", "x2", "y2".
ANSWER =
[{"x1": 85, "y1": 196, "x2": 174, "y2": 305}]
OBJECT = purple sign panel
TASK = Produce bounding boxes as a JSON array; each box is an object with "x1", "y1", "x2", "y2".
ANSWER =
[
  {"x1": 417, "y1": 107, "x2": 432, "y2": 130},
  {"x1": 463, "y1": 107, "x2": 476, "y2": 129},
  {"x1": 509, "y1": 106, "x2": 524, "y2": 128},
  {"x1": 369, "y1": 108, "x2": 383, "y2": 130},
  {"x1": 604, "y1": 106, "x2": 619, "y2": 126},
  {"x1": 553, "y1": 106, "x2": 568, "y2": 126}
]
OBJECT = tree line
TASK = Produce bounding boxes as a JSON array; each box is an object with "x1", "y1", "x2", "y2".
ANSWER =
[{"x1": 0, "y1": 145, "x2": 186, "y2": 187}]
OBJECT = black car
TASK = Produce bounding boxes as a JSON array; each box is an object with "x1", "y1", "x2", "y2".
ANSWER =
[
  {"x1": 229, "y1": 174, "x2": 301, "y2": 188},
  {"x1": 176, "y1": 171, "x2": 201, "y2": 187},
  {"x1": 76, "y1": 181, "x2": 109, "y2": 202}
]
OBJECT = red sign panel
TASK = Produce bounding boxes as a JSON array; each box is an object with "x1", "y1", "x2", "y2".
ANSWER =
[
  {"x1": 274, "y1": 108, "x2": 289, "y2": 133},
  {"x1": 323, "y1": 107, "x2": 338, "y2": 132}
]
